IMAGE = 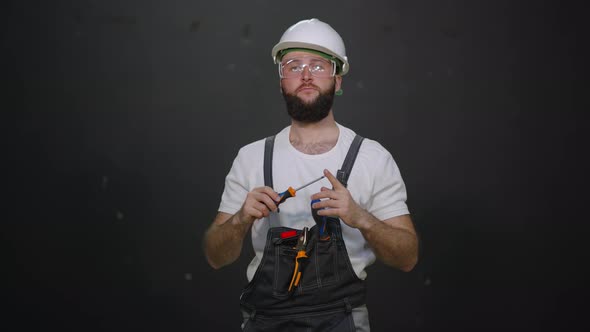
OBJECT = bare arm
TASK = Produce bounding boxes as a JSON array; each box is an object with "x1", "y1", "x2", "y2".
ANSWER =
[
  {"x1": 203, "y1": 212, "x2": 250, "y2": 269},
  {"x1": 353, "y1": 213, "x2": 418, "y2": 272},
  {"x1": 203, "y1": 187, "x2": 280, "y2": 269},
  {"x1": 311, "y1": 169, "x2": 418, "y2": 272}
]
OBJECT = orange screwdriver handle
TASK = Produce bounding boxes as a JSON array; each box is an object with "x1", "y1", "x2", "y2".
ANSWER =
[{"x1": 277, "y1": 186, "x2": 296, "y2": 206}]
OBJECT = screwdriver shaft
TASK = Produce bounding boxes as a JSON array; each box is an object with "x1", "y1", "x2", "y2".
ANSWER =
[{"x1": 294, "y1": 175, "x2": 325, "y2": 192}]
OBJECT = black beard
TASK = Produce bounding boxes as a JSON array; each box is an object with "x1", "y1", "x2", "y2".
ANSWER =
[{"x1": 282, "y1": 82, "x2": 335, "y2": 123}]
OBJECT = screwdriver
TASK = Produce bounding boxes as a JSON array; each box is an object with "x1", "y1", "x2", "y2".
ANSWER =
[{"x1": 276, "y1": 175, "x2": 325, "y2": 208}]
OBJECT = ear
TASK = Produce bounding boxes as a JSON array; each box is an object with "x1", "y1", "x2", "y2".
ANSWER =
[{"x1": 335, "y1": 75, "x2": 342, "y2": 92}]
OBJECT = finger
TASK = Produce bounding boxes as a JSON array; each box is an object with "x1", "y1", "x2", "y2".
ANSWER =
[
  {"x1": 253, "y1": 202, "x2": 270, "y2": 217},
  {"x1": 252, "y1": 187, "x2": 280, "y2": 211},
  {"x1": 323, "y1": 169, "x2": 345, "y2": 190},
  {"x1": 316, "y1": 207, "x2": 341, "y2": 217},
  {"x1": 255, "y1": 186, "x2": 281, "y2": 202},
  {"x1": 254, "y1": 192, "x2": 278, "y2": 212},
  {"x1": 311, "y1": 188, "x2": 338, "y2": 201},
  {"x1": 244, "y1": 205, "x2": 264, "y2": 219},
  {"x1": 311, "y1": 198, "x2": 341, "y2": 210}
]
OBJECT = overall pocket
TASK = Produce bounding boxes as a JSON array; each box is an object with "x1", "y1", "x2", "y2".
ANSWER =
[
  {"x1": 272, "y1": 243, "x2": 298, "y2": 297},
  {"x1": 300, "y1": 236, "x2": 339, "y2": 290},
  {"x1": 272, "y1": 226, "x2": 340, "y2": 296}
]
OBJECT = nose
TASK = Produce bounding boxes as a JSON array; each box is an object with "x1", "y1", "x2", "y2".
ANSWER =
[{"x1": 301, "y1": 65, "x2": 313, "y2": 80}]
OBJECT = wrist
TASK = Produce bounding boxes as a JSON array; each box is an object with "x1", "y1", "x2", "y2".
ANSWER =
[
  {"x1": 354, "y1": 209, "x2": 376, "y2": 231},
  {"x1": 232, "y1": 209, "x2": 253, "y2": 226}
]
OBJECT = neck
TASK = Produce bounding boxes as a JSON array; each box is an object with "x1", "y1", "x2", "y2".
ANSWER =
[{"x1": 289, "y1": 112, "x2": 339, "y2": 155}]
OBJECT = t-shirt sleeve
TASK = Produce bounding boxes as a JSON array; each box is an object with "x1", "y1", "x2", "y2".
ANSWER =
[
  {"x1": 366, "y1": 149, "x2": 410, "y2": 221},
  {"x1": 218, "y1": 148, "x2": 250, "y2": 215}
]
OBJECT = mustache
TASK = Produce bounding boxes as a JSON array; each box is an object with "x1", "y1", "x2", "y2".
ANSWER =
[{"x1": 296, "y1": 83, "x2": 320, "y2": 92}]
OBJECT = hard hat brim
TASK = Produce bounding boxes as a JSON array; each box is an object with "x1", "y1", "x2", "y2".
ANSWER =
[{"x1": 272, "y1": 41, "x2": 349, "y2": 75}]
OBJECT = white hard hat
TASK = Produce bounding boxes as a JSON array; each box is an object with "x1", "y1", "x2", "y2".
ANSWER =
[{"x1": 272, "y1": 18, "x2": 349, "y2": 75}]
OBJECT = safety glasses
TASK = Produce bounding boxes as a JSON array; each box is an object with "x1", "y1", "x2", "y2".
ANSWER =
[{"x1": 278, "y1": 56, "x2": 336, "y2": 79}]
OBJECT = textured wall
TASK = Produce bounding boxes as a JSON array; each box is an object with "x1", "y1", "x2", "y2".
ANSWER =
[{"x1": 7, "y1": 0, "x2": 584, "y2": 331}]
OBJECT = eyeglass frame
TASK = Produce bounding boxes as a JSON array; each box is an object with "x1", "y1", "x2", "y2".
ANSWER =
[{"x1": 277, "y1": 56, "x2": 337, "y2": 79}]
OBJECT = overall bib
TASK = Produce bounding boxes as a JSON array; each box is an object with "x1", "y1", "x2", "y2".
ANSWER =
[{"x1": 240, "y1": 135, "x2": 366, "y2": 331}]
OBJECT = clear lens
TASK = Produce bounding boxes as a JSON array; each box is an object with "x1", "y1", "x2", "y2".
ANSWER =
[{"x1": 279, "y1": 57, "x2": 336, "y2": 79}]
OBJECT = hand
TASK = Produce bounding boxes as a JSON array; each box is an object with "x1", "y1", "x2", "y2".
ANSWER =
[
  {"x1": 310, "y1": 169, "x2": 369, "y2": 229},
  {"x1": 235, "y1": 186, "x2": 280, "y2": 225}
]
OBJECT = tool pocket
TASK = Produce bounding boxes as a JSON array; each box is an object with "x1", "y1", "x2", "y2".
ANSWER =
[
  {"x1": 272, "y1": 240, "x2": 298, "y2": 297},
  {"x1": 272, "y1": 226, "x2": 339, "y2": 296},
  {"x1": 300, "y1": 234, "x2": 339, "y2": 289}
]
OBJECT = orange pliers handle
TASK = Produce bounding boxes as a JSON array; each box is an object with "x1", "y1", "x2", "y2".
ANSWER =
[
  {"x1": 288, "y1": 250, "x2": 308, "y2": 292},
  {"x1": 288, "y1": 227, "x2": 309, "y2": 292}
]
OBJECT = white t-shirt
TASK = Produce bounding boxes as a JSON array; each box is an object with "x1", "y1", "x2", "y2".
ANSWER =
[{"x1": 218, "y1": 123, "x2": 410, "y2": 281}]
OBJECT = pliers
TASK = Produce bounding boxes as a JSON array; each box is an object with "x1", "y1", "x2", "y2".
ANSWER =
[
  {"x1": 288, "y1": 227, "x2": 309, "y2": 292},
  {"x1": 311, "y1": 199, "x2": 331, "y2": 241}
]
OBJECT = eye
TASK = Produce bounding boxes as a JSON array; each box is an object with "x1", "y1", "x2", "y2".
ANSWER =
[
  {"x1": 291, "y1": 65, "x2": 304, "y2": 72},
  {"x1": 285, "y1": 62, "x2": 303, "y2": 72},
  {"x1": 310, "y1": 64, "x2": 325, "y2": 72}
]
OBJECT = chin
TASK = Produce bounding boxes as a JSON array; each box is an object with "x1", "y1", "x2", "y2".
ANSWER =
[{"x1": 298, "y1": 95, "x2": 319, "y2": 104}]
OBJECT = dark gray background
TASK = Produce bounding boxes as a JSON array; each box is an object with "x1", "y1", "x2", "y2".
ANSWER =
[{"x1": 6, "y1": 0, "x2": 585, "y2": 331}]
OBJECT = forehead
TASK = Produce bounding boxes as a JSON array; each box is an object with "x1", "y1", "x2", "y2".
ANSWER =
[{"x1": 281, "y1": 51, "x2": 329, "y2": 62}]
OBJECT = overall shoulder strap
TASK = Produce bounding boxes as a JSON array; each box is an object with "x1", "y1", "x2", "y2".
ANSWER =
[
  {"x1": 337, "y1": 134, "x2": 365, "y2": 188},
  {"x1": 264, "y1": 135, "x2": 276, "y2": 188},
  {"x1": 263, "y1": 135, "x2": 278, "y2": 228}
]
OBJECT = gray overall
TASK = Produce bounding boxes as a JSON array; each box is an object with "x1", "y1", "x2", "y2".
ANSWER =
[{"x1": 240, "y1": 135, "x2": 371, "y2": 331}]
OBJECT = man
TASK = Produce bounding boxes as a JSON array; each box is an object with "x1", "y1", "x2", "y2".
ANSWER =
[{"x1": 204, "y1": 18, "x2": 418, "y2": 331}]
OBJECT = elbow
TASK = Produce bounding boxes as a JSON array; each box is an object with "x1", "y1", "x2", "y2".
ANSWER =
[
  {"x1": 205, "y1": 250, "x2": 237, "y2": 270},
  {"x1": 203, "y1": 245, "x2": 223, "y2": 270},
  {"x1": 203, "y1": 235, "x2": 231, "y2": 270},
  {"x1": 399, "y1": 237, "x2": 419, "y2": 272},
  {"x1": 399, "y1": 251, "x2": 419, "y2": 273},
  {"x1": 205, "y1": 254, "x2": 220, "y2": 269},
  {"x1": 383, "y1": 252, "x2": 417, "y2": 272},
  {"x1": 205, "y1": 251, "x2": 230, "y2": 270},
  {"x1": 207, "y1": 259, "x2": 223, "y2": 270},
  {"x1": 399, "y1": 260, "x2": 417, "y2": 272},
  {"x1": 206, "y1": 254, "x2": 231, "y2": 270}
]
